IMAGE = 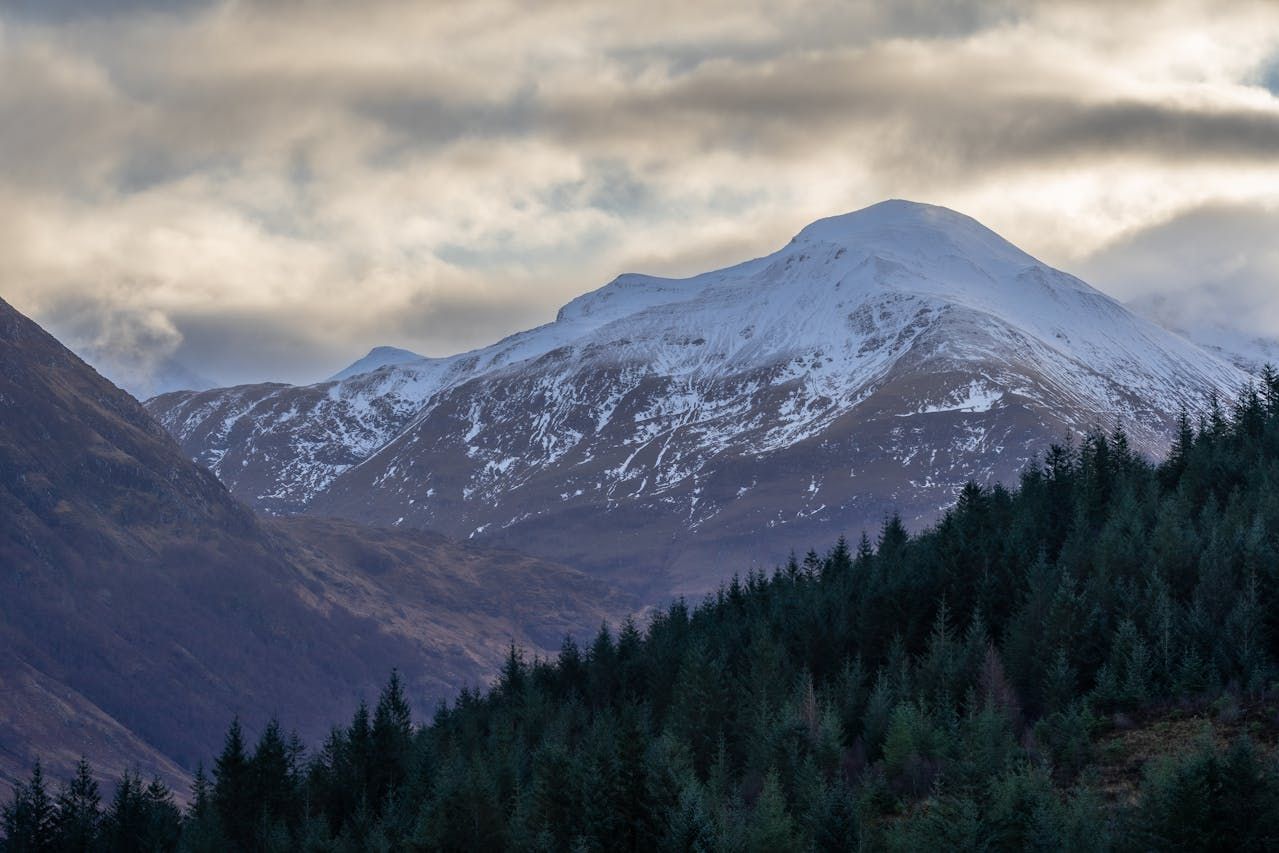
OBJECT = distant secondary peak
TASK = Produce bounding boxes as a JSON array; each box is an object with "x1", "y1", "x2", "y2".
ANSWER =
[
  {"x1": 369, "y1": 345, "x2": 415, "y2": 356},
  {"x1": 329, "y1": 345, "x2": 426, "y2": 382}
]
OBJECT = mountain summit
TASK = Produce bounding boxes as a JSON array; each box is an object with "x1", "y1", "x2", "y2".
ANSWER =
[
  {"x1": 149, "y1": 202, "x2": 1247, "y2": 594},
  {"x1": 795, "y1": 199, "x2": 1034, "y2": 258}
]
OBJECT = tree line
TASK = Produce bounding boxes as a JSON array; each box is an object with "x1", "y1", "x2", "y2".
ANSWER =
[{"x1": 9, "y1": 372, "x2": 1279, "y2": 850}]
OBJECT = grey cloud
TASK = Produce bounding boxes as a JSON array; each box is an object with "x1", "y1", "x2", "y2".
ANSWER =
[
  {"x1": 1262, "y1": 53, "x2": 1279, "y2": 95},
  {"x1": 23, "y1": 26, "x2": 1277, "y2": 204},
  {"x1": 113, "y1": 146, "x2": 244, "y2": 194},
  {"x1": 358, "y1": 84, "x2": 541, "y2": 150},
  {"x1": 390, "y1": 290, "x2": 558, "y2": 354},
  {"x1": 0, "y1": 42, "x2": 138, "y2": 189},
  {"x1": 535, "y1": 52, "x2": 1279, "y2": 176},
  {"x1": 603, "y1": 0, "x2": 1027, "y2": 76},
  {"x1": 612, "y1": 230, "x2": 784, "y2": 280},
  {"x1": 169, "y1": 311, "x2": 353, "y2": 386},
  {"x1": 973, "y1": 99, "x2": 1279, "y2": 166},
  {"x1": 36, "y1": 296, "x2": 217, "y2": 398},
  {"x1": 160, "y1": 288, "x2": 560, "y2": 387},
  {"x1": 2, "y1": 0, "x2": 211, "y2": 23},
  {"x1": 1079, "y1": 202, "x2": 1279, "y2": 339},
  {"x1": 3, "y1": 0, "x2": 1279, "y2": 386},
  {"x1": 14, "y1": 1, "x2": 1276, "y2": 184},
  {"x1": 525, "y1": 159, "x2": 656, "y2": 223},
  {"x1": 43, "y1": 297, "x2": 183, "y2": 363}
]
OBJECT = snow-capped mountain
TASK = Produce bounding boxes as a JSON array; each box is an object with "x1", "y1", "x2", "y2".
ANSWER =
[{"x1": 148, "y1": 201, "x2": 1248, "y2": 594}]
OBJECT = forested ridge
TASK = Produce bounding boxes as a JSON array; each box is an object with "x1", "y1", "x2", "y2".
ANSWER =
[{"x1": 10, "y1": 373, "x2": 1279, "y2": 851}]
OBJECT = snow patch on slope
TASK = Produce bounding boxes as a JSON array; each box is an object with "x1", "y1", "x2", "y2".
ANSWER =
[{"x1": 916, "y1": 381, "x2": 1004, "y2": 414}]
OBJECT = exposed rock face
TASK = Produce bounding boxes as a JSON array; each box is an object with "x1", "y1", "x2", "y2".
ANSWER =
[
  {"x1": 148, "y1": 201, "x2": 1247, "y2": 595},
  {"x1": 0, "y1": 296, "x2": 628, "y2": 794}
]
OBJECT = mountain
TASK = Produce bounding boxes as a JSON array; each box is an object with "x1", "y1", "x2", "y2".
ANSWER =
[
  {"x1": 0, "y1": 296, "x2": 628, "y2": 794},
  {"x1": 329, "y1": 345, "x2": 427, "y2": 381},
  {"x1": 146, "y1": 201, "x2": 1248, "y2": 595}
]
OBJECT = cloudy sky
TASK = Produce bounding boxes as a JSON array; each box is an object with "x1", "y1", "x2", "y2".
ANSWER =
[{"x1": 3, "y1": 0, "x2": 1279, "y2": 393}]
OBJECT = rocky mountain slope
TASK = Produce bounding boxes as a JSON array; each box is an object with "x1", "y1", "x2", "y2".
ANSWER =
[
  {"x1": 0, "y1": 296, "x2": 628, "y2": 794},
  {"x1": 148, "y1": 201, "x2": 1248, "y2": 595}
]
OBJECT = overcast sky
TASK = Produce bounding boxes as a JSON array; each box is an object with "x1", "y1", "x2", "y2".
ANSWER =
[{"x1": 3, "y1": 0, "x2": 1279, "y2": 393}]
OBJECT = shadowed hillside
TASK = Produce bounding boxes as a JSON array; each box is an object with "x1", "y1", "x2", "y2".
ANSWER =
[{"x1": 0, "y1": 296, "x2": 630, "y2": 795}]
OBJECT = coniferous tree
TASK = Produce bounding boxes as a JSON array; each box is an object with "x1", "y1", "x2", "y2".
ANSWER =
[
  {"x1": 346, "y1": 702, "x2": 374, "y2": 806},
  {"x1": 141, "y1": 777, "x2": 181, "y2": 852},
  {"x1": 53, "y1": 758, "x2": 101, "y2": 852},
  {"x1": 212, "y1": 719, "x2": 254, "y2": 850},
  {"x1": 250, "y1": 718, "x2": 299, "y2": 842},
  {"x1": 371, "y1": 671, "x2": 414, "y2": 809},
  {"x1": 2, "y1": 760, "x2": 56, "y2": 853},
  {"x1": 556, "y1": 634, "x2": 586, "y2": 696},
  {"x1": 103, "y1": 770, "x2": 146, "y2": 853},
  {"x1": 587, "y1": 624, "x2": 617, "y2": 710},
  {"x1": 746, "y1": 770, "x2": 796, "y2": 852},
  {"x1": 667, "y1": 641, "x2": 726, "y2": 778},
  {"x1": 179, "y1": 764, "x2": 226, "y2": 853},
  {"x1": 613, "y1": 705, "x2": 658, "y2": 853}
]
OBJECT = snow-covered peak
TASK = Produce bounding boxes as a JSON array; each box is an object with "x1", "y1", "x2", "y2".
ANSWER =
[
  {"x1": 796, "y1": 199, "x2": 988, "y2": 242},
  {"x1": 792, "y1": 200, "x2": 1038, "y2": 272},
  {"x1": 330, "y1": 345, "x2": 428, "y2": 381},
  {"x1": 551, "y1": 200, "x2": 1094, "y2": 346}
]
